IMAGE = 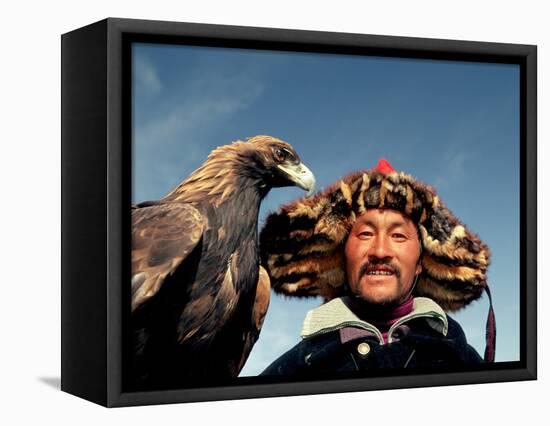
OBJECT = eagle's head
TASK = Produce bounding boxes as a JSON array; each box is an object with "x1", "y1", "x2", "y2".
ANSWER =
[
  {"x1": 165, "y1": 135, "x2": 315, "y2": 205},
  {"x1": 244, "y1": 135, "x2": 316, "y2": 196}
]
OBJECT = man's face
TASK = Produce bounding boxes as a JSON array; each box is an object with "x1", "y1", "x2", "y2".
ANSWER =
[{"x1": 344, "y1": 209, "x2": 422, "y2": 305}]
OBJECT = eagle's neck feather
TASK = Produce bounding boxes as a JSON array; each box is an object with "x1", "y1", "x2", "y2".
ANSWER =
[{"x1": 162, "y1": 142, "x2": 267, "y2": 207}]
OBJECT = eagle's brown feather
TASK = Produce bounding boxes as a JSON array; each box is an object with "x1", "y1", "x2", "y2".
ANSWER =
[
  {"x1": 165, "y1": 136, "x2": 280, "y2": 207},
  {"x1": 234, "y1": 266, "x2": 271, "y2": 376},
  {"x1": 131, "y1": 203, "x2": 205, "y2": 311},
  {"x1": 177, "y1": 250, "x2": 240, "y2": 345}
]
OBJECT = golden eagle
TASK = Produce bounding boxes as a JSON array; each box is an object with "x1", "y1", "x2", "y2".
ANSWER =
[{"x1": 130, "y1": 135, "x2": 315, "y2": 389}]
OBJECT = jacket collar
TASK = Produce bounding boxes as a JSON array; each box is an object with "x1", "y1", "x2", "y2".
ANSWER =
[{"x1": 301, "y1": 296, "x2": 448, "y2": 344}]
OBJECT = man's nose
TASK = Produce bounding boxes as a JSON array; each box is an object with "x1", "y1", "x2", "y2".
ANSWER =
[{"x1": 368, "y1": 235, "x2": 394, "y2": 259}]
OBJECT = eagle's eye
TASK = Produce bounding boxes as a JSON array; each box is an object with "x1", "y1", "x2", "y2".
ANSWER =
[{"x1": 273, "y1": 147, "x2": 294, "y2": 163}]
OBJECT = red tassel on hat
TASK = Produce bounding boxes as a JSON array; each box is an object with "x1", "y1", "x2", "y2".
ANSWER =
[
  {"x1": 484, "y1": 285, "x2": 497, "y2": 363},
  {"x1": 376, "y1": 158, "x2": 396, "y2": 174}
]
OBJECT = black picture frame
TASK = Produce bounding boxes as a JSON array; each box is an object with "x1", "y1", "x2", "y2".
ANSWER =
[{"x1": 61, "y1": 17, "x2": 537, "y2": 407}]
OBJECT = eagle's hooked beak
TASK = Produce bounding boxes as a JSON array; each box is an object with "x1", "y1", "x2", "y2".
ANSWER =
[{"x1": 277, "y1": 162, "x2": 316, "y2": 197}]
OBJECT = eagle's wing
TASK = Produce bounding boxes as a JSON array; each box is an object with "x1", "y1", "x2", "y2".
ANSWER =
[
  {"x1": 131, "y1": 203, "x2": 205, "y2": 312},
  {"x1": 234, "y1": 266, "x2": 271, "y2": 375}
]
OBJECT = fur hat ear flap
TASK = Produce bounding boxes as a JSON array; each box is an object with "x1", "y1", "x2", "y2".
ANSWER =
[
  {"x1": 414, "y1": 203, "x2": 491, "y2": 311},
  {"x1": 259, "y1": 183, "x2": 351, "y2": 301}
]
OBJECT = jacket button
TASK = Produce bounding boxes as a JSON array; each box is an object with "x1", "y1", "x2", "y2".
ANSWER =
[{"x1": 357, "y1": 342, "x2": 371, "y2": 357}]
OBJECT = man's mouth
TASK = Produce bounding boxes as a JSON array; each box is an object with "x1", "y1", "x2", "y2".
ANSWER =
[
  {"x1": 358, "y1": 262, "x2": 400, "y2": 280},
  {"x1": 366, "y1": 270, "x2": 394, "y2": 276},
  {"x1": 363, "y1": 265, "x2": 397, "y2": 277}
]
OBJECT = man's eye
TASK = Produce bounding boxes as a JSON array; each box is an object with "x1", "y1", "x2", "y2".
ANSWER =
[
  {"x1": 358, "y1": 231, "x2": 373, "y2": 238},
  {"x1": 392, "y1": 233, "x2": 407, "y2": 240}
]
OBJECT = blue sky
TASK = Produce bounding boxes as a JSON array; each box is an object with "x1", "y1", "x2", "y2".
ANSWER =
[{"x1": 132, "y1": 43, "x2": 520, "y2": 375}]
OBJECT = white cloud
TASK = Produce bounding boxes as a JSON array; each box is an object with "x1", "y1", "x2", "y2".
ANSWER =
[
  {"x1": 135, "y1": 55, "x2": 162, "y2": 94},
  {"x1": 433, "y1": 151, "x2": 468, "y2": 191},
  {"x1": 132, "y1": 70, "x2": 265, "y2": 202},
  {"x1": 138, "y1": 83, "x2": 263, "y2": 144}
]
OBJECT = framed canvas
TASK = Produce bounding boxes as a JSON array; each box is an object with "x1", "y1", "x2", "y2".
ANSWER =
[{"x1": 61, "y1": 17, "x2": 537, "y2": 407}]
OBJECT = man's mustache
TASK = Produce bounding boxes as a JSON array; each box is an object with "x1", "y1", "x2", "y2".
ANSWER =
[{"x1": 358, "y1": 258, "x2": 401, "y2": 279}]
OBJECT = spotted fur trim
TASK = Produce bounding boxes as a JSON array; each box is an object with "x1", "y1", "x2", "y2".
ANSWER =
[{"x1": 259, "y1": 167, "x2": 491, "y2": 312}]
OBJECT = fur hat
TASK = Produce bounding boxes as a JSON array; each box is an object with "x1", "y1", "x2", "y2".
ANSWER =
[{"x1": 260, "y1": 159, "x2": 491, "y2": 312}]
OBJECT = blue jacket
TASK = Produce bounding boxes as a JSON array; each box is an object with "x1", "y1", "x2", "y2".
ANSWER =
[{"x1": 261, "y1": 297, "x2": 482, "y2": 376}]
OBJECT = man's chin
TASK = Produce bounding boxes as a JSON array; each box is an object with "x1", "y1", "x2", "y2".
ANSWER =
[
  {"x1": 355, "y1": 288, "x2": 402, "y2": 306},
  {"x1": 356, "y1": 278, "x2": 397, "y2": 300}
]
